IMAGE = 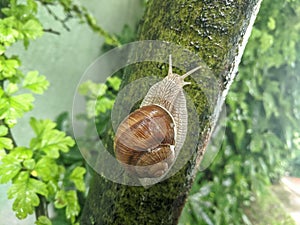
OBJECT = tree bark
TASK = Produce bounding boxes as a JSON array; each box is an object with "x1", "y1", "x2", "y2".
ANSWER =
[{"x1": 80, "y1": 0, "x2": 262, "y2": 224}]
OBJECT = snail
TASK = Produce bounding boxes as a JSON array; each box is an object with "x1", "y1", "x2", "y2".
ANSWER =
[{"x1": 114, "y1": 55, "x2": 201, "y2": 178}]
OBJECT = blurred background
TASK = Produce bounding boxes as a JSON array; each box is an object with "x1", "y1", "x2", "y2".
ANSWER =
[{"x1": 0, "y1": 0, "x2": 299, "y2": 224}]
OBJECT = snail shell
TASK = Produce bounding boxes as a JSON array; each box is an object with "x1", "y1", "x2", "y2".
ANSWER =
[{"x1": 114, "y1": 55, "x2": 201, "y2": 178}]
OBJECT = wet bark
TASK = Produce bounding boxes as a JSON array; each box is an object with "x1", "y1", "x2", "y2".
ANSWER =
[{"x1": 80, "y1": 0, "x2": 262, "y2": 224}]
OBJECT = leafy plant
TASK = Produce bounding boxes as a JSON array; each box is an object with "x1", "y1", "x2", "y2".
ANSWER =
[
  {"x1": 77, "y1": 75, "x2": 121, "y2": 155},
  {"x1": 0, "y1": 0, "x2": 119, "y2": 224},
  {"x1": 77, "y1": 1, "x2": 300, "y2": 224},
  {"x1": 180, "y1": 0, "x2": 300, "y2": 224}
]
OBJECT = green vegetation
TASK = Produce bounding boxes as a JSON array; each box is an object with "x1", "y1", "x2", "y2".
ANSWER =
[
  {"x1": 244, "y1": 186, "x2": 296, "y2": 225},
  {"x1": 0, "y1": 0, "x2": 299, "y2": 224},
  {"x1": 0, "y1": 0, "x2": 119, "y2": 224},
  {"x1": 179, "y1": 0, "x2": 300, "y2": 224}
]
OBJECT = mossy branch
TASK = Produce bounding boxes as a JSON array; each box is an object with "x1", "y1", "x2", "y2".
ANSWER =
[{"x1": 80, "y1": 0, "x2": 263, "y2": 224}]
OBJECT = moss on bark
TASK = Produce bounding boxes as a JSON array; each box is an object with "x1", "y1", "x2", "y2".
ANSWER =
[{"x1": 80, "y1": 0, "x2": 262, "y2": 224}]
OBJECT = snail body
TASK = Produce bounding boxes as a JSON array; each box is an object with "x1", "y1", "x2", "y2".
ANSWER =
[{"x1": 114, "y1": 55, "x2": 201, "y2": 178}]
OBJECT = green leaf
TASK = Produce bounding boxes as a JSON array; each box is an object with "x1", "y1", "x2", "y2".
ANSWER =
[
  {"x1": 6, "y1": 83, "x2": 19, "y2": 95},
  {"x1": 0, "y1": 154, "x2": 22, "y2": 183},
  {"x1": 0, "y1": 125, "x2": 13, "y2": 150},
  {"x1": 86, "y1": 99, "x2": 97, "y2": 118},
  {"x1": 107, "y1": 76, "x2": 121, "y2": 91},
  {"x1": 23, "y1": 71, "x2": 49, "y2": 94},
  {"x1": 267, "y1": 17, "x2": 276, "y2": 30},
  {"x1": 27, "y1": 0, "x2": 38, "y2": 13},
  {"x1": 34, "y1": 157, "x2": 59, "y2": 181},
  {"x1": 79, "y1": 80, "x2": 107, "y2": 97},
  {"x1": 0, "y1": 125, "x2": 8, "y2": 136},
  {"x1": 0, "y1": 56, "x2": 20, "y2": 79},
  {"x1": 230, "y1": 121, "x2": 245, "y2": 149},
  {"x1": 65, "y1": 190, "x2": 80, "y2": 223},
  {"x1": 30, "y1": 117, "x2": 56, "y2": 135},
  {"x1": 23, "y1": 159, "x2": 35, "y2": 170},
  {"x1": 0, "y1": 93, "x2": 34, "y2": 127},
  {"x1": 21, "y1": 19, "x2": 43, "y2": 48},
  {"x1": 46, "y1": 180, "x2": 59, "y2": 199},
  {"x1": 55, "y1": 190, "x2": 80, "y2": 223},
  {"x1": 35, "y1": 216, "x2": 52, "y2": 225},
  {"x1": 0, "y1": 18, "x2": 19, "y2": 46},
  {"x1": 69, "y1": 166, "x2": 86, "y2": 192},
  {"x1": 8, "y1": 172, "x2": 48, "y2": 219},
  {"x1": 250, "y1": 134, "x2": 264, "y2": 152},
  {"x1": 10, "y1": 147, "x2": 33, "y2": 159},
  {"x1": 260, "y1": 32, "x2": 274, "y2": 53},
  {"x1": 95, "y1": 97, "x2": 114, "y2": 113},
  {"x1": 0, "y1": 45, "x2": 5, "y2": 55},
  {"x1": 263, "y1": 92, "x2": 277, "y2": 119},
  {"x1": 0, "y1": 149, "x2": 6, "y2": 160},
  {"x1": 0, "y1": 137, "x2": 13, "y2": 150},
  {"x1": 29, "y1": 118, "x2": 75, "y2": 158},
  {"x1": 54, "y1": 190, "x2": 68, "y2": 208}
]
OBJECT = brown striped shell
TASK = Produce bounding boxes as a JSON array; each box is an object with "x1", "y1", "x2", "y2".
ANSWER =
[
  {"x1": 114, "y1": 55, "x2": 201, "y2": 178},
  {"x1": 114, "y1": 105, "x2": 176, "y2": 177}
]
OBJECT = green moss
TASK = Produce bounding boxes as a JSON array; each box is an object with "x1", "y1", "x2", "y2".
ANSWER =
[
  {"x1": 138, "y1": 0, "x2": 256, "y2": 83},
  {"x1": 80, "y1": 0, "x2": 262, "y2": 224}
]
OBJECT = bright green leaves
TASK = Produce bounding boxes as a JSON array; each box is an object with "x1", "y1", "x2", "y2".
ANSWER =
[
  {"x1": 8, "y1": 93, "x2": 34, "y2": 116},
  {"x1": 0, "y1": 146, "x2": 31, "y2": 185},
  {"x1": 0, "y1": 118, "x2": 80, "y2": 221},
  {"x1": 267, "y1": 17, "x2": 276, "y2": 30},
  {"x1": 20, "y1": 19, "x2": 43, "y2": 47},
  {"x1": 79, "y1": 76, "x2": 121, "y2": 139},
  {"x1": 0, "y1": 58, "x2": 49, "y2": 128},
  {"x1": 0, "y1": 153, "x2": 22, "y2": 183},
  {"x1": 0, "y1": 17, "x2": 20, "y2": 47},
  {"x1": 27, "y1": 118, "x2": 84, "y2": 223},
  {"x1": 80, "y1": 77, "x2": 120, "y2": 118},
  {"x1": 79, "y1": 80, "x2": 107, "y2": 98},
  {"x1": 0, "y1": 90, "x2": 34, "y2": 127},
  {"x1": 34, "y1": 157, "x2": 59, "y2": 182},
  {"x1": 30, "y1": 118, "x2": 75, "y2": 158},
  {"x1": 0, "y1": 56, "x2": 20, "y2": 79},
  {"x1": 0, "y1": 125, "x2": 13, "y2": 151},
  {"x1": 49, "y1": 166, "x2": 85, "y2": 224},
  {"x1": 0, "y1": 0, "x2": 110, "y2": 224},
  {"x1": 35, "y1": 216, "x2": 52, "y2": 225},
  {"x1": 107, "y1": 76, "x2": 121, "y2": 91},
  {"x1": 7, "y1": 172, "x2": 48, "y2": 219},
  {"x1": 55, "y1": 190, "x2": 80, "y2": 224},
  {"x1": 1, "y1": 1, "x2": 43, "y2": 48},
  {"x1": 0, "y1": 146, "x2": 33, "y2": 183},
  {"x1": 23, "y1": 71, "x2": 49, "y2": 94},
  {"x1": 95, "y1": 97, "x2": 114, "y2": 115},
  {"x1": 69, "y1": 166, "x2": 86, "y2": 192}
]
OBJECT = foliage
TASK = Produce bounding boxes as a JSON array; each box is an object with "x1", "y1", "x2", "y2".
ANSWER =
[
  {"x1": 77, "y1": 24, "x2": 136, "y2": 148},
  {"x1": 76, "y1": 0, "x2": 300, "y2": 224},
  {"x1": 0, "y1": 0, "x2": 119, "y2": 224},
  {"x1": 78, "y1": 75, "x2": 121, "y2": 148},
  {"x1": 244, "y1": 185, "x2": 296, "y2": 225},
  {"x1": 179, "y1": 0, "x2": 300, "y2": 224},
  {"x1": 288, "y1": 130, "x2": 300, "y2": 177},
  {"x1": 2, "y1": 0, "x2": 297, "y2": 224}
]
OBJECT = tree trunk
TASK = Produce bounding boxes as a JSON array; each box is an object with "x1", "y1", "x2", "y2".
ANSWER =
[{"x1": 80, "y1": 0, "x2": 262, "y2": 224}]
